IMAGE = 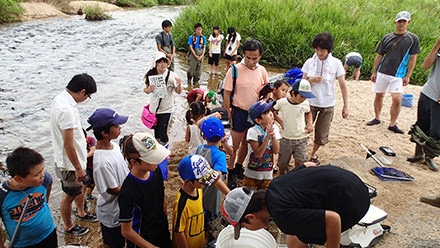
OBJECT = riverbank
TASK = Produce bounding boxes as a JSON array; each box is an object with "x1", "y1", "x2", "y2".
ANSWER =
[{"x1": 18, "y1": 1, "x2": 122, "y2": 21}]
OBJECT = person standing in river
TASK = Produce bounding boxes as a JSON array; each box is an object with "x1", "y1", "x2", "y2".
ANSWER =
[
  {"x1": 187, "y1": 22, "x2": 206, "y2": 84},
  {"x1": 50, "y1": 73, "x2": 98, "y2": 235},
  {"x1": 368, "y1": 10, "x2": 420, "y2": 134},
  {"x1": 156, "y1": 20, "x2": 175, "y2": 71}
]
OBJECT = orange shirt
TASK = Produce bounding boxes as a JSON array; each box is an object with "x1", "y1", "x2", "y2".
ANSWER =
[{"x1": 222, "y1": 63, "x2": 268, "y2": 110}]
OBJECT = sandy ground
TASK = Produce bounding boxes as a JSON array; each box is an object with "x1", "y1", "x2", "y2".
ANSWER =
[{"x1": 18, "y1": 1, "x2": 122, "y2": 21}]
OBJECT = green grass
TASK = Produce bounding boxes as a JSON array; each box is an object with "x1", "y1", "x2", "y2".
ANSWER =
[
  {"x1": 173, "y1": 0, "x2": 440, "y2": 84},
  {"x1": 0, "y1": 0, "x2": 23, "y2": 23},
  {"x1": 84, "y1": 3, "x2": 111, "y2": 20}
]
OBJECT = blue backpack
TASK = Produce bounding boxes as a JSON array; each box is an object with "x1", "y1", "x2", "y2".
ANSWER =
[{"x1": 217, "y1": 64, "x2": 238, "y2": 104}]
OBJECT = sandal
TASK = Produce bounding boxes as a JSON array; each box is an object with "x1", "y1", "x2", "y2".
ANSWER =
[{"x1": 310, "y1": 155, "x2": 320, "y2": 165}]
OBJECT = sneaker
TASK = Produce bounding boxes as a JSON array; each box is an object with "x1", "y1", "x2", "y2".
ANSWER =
[
  {"x1": 60, "y1": 225, "x2": 89, "y2": 236},
  {"x1": 388, "y1": 125, "x2": 404, "y2": 134},
  {"x1": 367, "y1": 118, "x2": 381, "y2": 126},
  {"x1": 77, "y1": 212, "x2": 98, "y2": 222}
]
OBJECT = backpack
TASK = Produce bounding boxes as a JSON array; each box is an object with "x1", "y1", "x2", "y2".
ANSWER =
[{"x1": 217, "y1": 64, "x2": 237, "y2": 105}]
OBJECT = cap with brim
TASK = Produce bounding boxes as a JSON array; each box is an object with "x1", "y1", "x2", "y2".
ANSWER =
[
  {"x1": 248, "y1": 100, "x2": 276, "y2": 122},
  {"x1": 292, "y1": 79, "x2": 316, "y2": 98},
  {"x1": 132, "y1": 132, "x2": 170, "y2": 164},
  {"x1": 206, "y1": 90, "x2": 217, "y2": 105},
  {"x1": 87, "y1": 108, "x2": 129, "y2": 129},
  {"x1": 395, "y1": 11, "x2": 410, "y2": 22},
  {"x1": 201, "y1": 117, "x2": 224, "y2": 142},
  {"x1": 222, "y1": 187, "x2": 254, "y2": 227},
  {"x1": 178, "y1": 154, "x2": 220, "y2": 186},
  {"x1": 152, "y1": 51, "x2": 170, "y2": 68}
]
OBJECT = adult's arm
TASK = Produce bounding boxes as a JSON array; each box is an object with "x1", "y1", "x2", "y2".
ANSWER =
[
  {"x1": 337, "y1": 75, "x2": 349, "y2": 118},
  {"x1": 302, "y1": 72, "x2": 322, "y2": 84},
  {"x1": 62, "y1": 129, "x2": 86, "y2": 182},
  {"x1": 174, "y1": 232, "x2": 189, "y2": 248},
  {"x1": 403, "y1": 54, "x2": 417, "y2": 86},
  {"x1": 423, "y1": 37, "x2": 440, "y2": 70},
  {"x1": 121, "y1": 222, "x2": 158, "y2": 248},
  {"x1": 223, "y1": 90, "x2": 232, "y2": 123},
  {"x1": 370, "y1": 54, "x2": 383, "y2": 82},
  {"x1": 324, "y1": 210, "x2": 341, "y2": 248},
  {"x1": 214, "y1": 174, "x2": 230, "y2": 195},
  {"x1": 87, "y1": 146, "x2": 95, "y2": 158},
  {"x1": 174, "y1": 77, "x2": 182, "y2": 94},
  {"x1": 107, "y1": 186, "x2": 121, "y2": 196}
]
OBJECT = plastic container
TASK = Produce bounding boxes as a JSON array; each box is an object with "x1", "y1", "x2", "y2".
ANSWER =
[
  {"x1": 216, "y1": 225, "x2": 276, "y2": 248},
  {"x1": 401, "y1": 94, "x2": 414, "y2": 107}
]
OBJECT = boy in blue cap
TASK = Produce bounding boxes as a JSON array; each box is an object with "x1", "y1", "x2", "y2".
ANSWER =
[
  {"x1": 244, "y1": 100, "x2": 281, "y2": 190},
  {"x1": 196, "y1": 117, "x2": 230, "y2": 241},
  {"x1": 172, "y1": 154, "x2": 220, "y2": 248},
  {"x1": 87, "y1": 108, "x2": 129, "y2": 248},
  {"x1": 273, "y1": 79, "x2": 316, "y2": 174}
]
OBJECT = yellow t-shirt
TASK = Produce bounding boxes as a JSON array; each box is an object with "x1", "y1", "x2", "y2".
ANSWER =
[{"x1": 172, "y1": 188, "x2": 205, "y2": 248}]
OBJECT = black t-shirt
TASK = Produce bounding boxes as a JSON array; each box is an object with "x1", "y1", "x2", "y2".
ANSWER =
[
  {"x1": 266, "y1": 165, "x2": 370, "y2": 245},
  {"x1": 118, "y1": 168, "x2": 169, "y2": 245},
  {"x1": 375, "y1": 31, "x2": 420, "y2": 77}
]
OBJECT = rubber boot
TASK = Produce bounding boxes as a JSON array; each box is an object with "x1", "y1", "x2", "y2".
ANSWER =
[
  {"x1": 234, "y1": 163, "x2": 244, "y2": 180},
  {"x1": 227, "y1": 168, "x2": 237, "y2": 190},
  {"x1": 407, "y1": 144, "x2": 424, "y2": 162},
  {"x1": 425, "y1": 156, "x2": 439, "y2": 171}
]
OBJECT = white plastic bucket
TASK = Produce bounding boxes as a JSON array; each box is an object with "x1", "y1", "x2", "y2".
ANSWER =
[{"x1": 216, "y1": 225, "x2": 276, "y2": 248}]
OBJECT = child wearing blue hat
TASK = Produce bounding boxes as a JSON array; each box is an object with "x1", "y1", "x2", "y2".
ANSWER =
[
  {"x1": 273, "y1": 79, "x2": 316, "y2": 174},
  {"x1": 245, "y1": 100, "x2": 281, "y2": 190},
  {"x1": 172, "y1": 154, "x2": 219, "y2": 248}
]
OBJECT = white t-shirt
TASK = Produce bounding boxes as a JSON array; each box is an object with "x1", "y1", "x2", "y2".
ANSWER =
[
  {"x1": 209, "y1": 34, "x2": 224, "y2": 54},
  {"x1": 93, "y1": 142, "x2": 130, "y2": 228},
  {"x1": 302, "y1": 53, "x2": 345, "y2": 108},
  {"x1": 188, "y1": 124, "x2": 205, "y2": 154},
  {"x1": 245, "y1": 125, "x2": 281, "y2": 180},
  {"x1": 50, "y1": 90, "x2": 87, "y2": 171},
  {"x1": 273, "y1": 98, "x2": 310, "y2": 139},
  {"x1": 149, "y1": 69, "x2": 180, "y2": 114},
  {"x1": 225, "y1": 33, "x2": 241, "y2": 56}
]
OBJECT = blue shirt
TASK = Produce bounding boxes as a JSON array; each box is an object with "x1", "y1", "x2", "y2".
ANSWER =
[
  {"x1": 0, "y1": 172, "x2": 55, "y2": 247},
  {"x1": 188, "y1": 35, "x2": 206, "y2": 50},
  {"x1": 196, "y1": 145, "x2": 227, "y2": 173}
]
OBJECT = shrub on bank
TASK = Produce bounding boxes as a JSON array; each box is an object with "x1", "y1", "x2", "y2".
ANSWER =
[
  {"x1": 115, "y1": 0, "x2": 186, "y2": 7},
  {"x1": 173, "y1": 0, "x2": 440, "y2": 84},
  {"x1": 84, "y1": 4, "x2": 111, "y2": 20},
  {"x1": 0, "y1": 0, "x2": 23, "y2": 23}
]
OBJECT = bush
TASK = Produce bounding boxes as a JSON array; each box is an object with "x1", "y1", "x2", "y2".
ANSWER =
[
  {"x1": 173, "y1": 0, "x2": 440, "y2": 84},
  {"x1": 116, "y1": 0, "x2": 157, "y2": 7},
  {"x1": 0, "y1": 0, "x2": 23, "y2": 23},
  {"x1": 84, "y1": 4, "x2": 111, "y2": 20}
]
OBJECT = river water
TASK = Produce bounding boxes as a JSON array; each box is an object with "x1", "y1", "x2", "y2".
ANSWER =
[{"x1": 0, "y1": 5, "x2": 285, "y2": 246}]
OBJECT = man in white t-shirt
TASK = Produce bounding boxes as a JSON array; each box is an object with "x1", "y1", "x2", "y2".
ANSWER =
[
  {"x1": 302, "y1": 31, "x2": 348, "y2": 165},
  {"x1": 88, "y1": 108, "x2": 130, "y2": 248},
  {"x1": 50, "y1": 73, "x2": 97, "y2": 235}
]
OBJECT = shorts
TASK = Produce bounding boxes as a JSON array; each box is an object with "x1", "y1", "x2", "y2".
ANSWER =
[
  {"x1": 311, "y1": 106, "x2": 334, "y2": 146},
  {"x1": 345, "y1": 56, "x2": 362, "y2": 68},
  {"x1": 417, "y1": 92, "x2": 440, "y2": 139},
  {"x1": 373, "y1": 72, "x2": 403, "y2": 93},
  {"x1": 101, "y1": 223, "x2": 126, "y2": 248},
  {"x1": 22, "y1": 228, "x2": 57, "y2": 248},
  {"x1": 208, "y1": 54, "x2": 220, "y2": 66},
  {"x1": 231, "y1": 105, "x2": 253, "y2": 133},
  {"x1": 224, "y1": 54, "x2": 237, "y2": 62},
  {"x1": 83, "y1": 168, "x2": 94, "y2": 187},
  {"x1": 277, "y1": 138, "x2": 308, "y2": 171},
  {"x1": 55, "y1": 166, "x2": 83, "y2": 197},
  {"x1": 243, "y1": 176, "x2": 271, "y2": 190}
]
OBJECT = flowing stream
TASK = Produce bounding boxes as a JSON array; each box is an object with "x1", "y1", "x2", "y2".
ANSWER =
[{"x1": 0, "y1": 5, "x2": 285, "y2": 245}]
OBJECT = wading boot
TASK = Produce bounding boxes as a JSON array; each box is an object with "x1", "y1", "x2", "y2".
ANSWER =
[
  {"x1": 407, "y1": 144, "x2": 424, "y2": 162},
  {"x1": 425, "y1": 157, "x2": 439, "y2": 171},
  {"x1": 420, "y1": 195, "x2": 440, "y2": 208}
]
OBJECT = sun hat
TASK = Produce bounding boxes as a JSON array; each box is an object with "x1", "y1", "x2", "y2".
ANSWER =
[
  {"x1": 248, "y1": 100, "x2": 276, "y2": 122},
  {"x1": 395, "y1": 11, "x2": 410, "y2": 22},
  {"x1": 292, "y1": 79, "x2": 316, "y2": 98},
  {"x1": 87, "y1": 108, "x2": 128, "y2": 129},
  {"x1": 206, "y1": 90, "x2": 217, "y2": 105},
  {"x1": 132, "y1": 132, "x2": 170, "y2": 164},
  {"x1": 178, "y1": 154, "x2": 220, "y2": 186},
  {"x1": 201, "y1": 117, "x2": 224, "y2": 142},
  {"x1": 152, "y1": 51, "x2": 170, "y2": 68}
]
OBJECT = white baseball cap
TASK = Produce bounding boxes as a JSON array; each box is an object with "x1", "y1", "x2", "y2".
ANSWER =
[
  {"x1": 132, "y1": 132, "x2": 170, "y2": 164},
  {"x1": 395, "y1": 11, "x2": 410, "y2": 22}
]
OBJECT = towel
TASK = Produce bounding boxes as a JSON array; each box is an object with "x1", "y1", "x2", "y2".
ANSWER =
[{"x1": 305, "y1": 53, "x2": 336, "y2": 82}]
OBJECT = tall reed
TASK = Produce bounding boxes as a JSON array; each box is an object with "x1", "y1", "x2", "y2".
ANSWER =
[
  {"x1": 0, "y1": 0, "x2": 23, "y2": 23},
  {"x1": 173, "y1": 0, "x2": 440, "y2": 84}
]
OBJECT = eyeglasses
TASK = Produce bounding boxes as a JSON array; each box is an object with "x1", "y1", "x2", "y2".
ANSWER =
[{"x1": 86, "y1": 93, "x2": 92, "y2": 99}]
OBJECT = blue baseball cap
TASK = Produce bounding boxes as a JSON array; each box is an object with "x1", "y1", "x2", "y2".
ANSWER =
[
  {"x1": 292, "y1": 79, "x2": 316, "y2": 98},
  {"x1": 178, "y1": 154, "x2": 220, "y2": 186},
  {"x1": 87, "y1": 108, "x2": 128, "y2": 129},
  {"x1": 201, "y1": 117, "x2": 224, "y2": 142},
  {"x1": 248, "y1": 100, "x2": 275, "y2": 122}
]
